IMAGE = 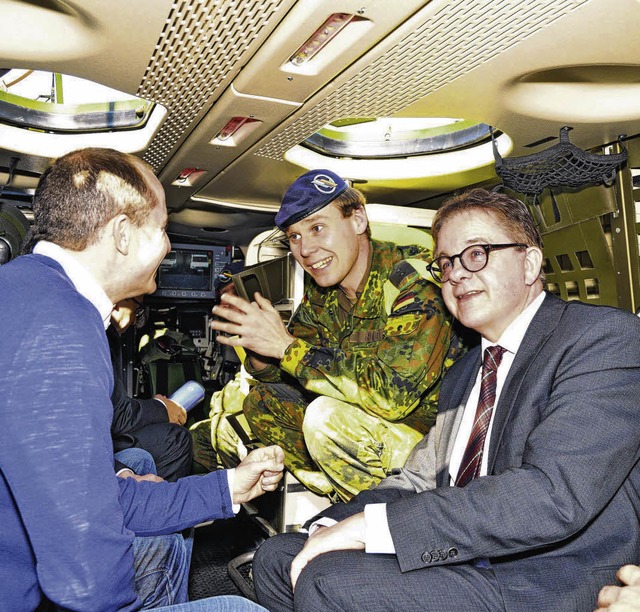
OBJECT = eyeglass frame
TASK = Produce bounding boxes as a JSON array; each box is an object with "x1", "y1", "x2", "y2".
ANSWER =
[{"x1": 427, "y1": 243, "x2": 528, "y2": 283}]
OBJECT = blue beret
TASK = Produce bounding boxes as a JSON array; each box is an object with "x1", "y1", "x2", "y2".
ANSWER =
[{"x1": 275, "y1": 169, "x2": 349, "y2": 230}]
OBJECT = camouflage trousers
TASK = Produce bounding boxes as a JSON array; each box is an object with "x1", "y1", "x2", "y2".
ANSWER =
[
  {"x1": 243, "y1": 382, "x2": 424, "y2": 502},
  {"x1": 189, "y1": 371, "x2": 251, "y2": 472}
]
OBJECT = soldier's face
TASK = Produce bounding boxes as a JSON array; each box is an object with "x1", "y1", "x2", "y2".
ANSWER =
[{"x1": 286, "y1": 202, "x2": 368, "y2": 290}]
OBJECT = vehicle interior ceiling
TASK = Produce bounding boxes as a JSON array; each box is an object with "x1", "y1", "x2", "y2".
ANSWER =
[{"x1": 2, "y1": 0, "x2": 640, "y2": 398}]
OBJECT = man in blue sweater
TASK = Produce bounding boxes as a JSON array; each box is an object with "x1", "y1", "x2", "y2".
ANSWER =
[{"x1": 0, "y1": 147, "x2": 283, "y2": 611}]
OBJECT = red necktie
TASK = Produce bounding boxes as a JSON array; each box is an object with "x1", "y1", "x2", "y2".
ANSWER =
[{"x1": 455, "y1": 345, "x2": 506, "y2": 487}]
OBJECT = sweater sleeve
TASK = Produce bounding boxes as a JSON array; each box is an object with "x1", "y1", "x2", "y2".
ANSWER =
[{"x1": 117, "y1": 470, "x2": 234, "y2": 535}]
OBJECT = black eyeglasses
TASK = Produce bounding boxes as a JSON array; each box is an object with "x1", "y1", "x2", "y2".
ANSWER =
[{"x1": 428, "y1": 243, "x2": 527, "y2": 283}]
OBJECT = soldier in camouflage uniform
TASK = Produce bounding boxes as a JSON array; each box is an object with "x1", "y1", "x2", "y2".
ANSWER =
[{"x1": 211, "y1": 169, "x2": 465, "y2": 501}]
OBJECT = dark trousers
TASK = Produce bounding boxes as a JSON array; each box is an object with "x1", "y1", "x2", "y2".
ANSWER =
[
  {"x1": 252, "y1": 532, "x2": 505, "y2": 612},
  {"x1": 115, "y1": 422, "x2": 192, "y2": 482}
]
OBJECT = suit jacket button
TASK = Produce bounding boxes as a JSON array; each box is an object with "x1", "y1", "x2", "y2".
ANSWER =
[
  {"x1": 421, "y1": 552, "x2": 432, "y2": 564},
  {"x1": 448, "y1": 548, "x2": 459, "y2": 559}
]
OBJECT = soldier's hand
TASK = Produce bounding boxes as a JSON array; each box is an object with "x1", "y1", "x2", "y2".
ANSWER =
[{"x1": 210, "y1": 292, "x2": 295, "y2": 360}]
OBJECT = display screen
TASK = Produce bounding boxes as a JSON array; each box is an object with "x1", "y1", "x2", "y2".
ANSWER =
[{"x1": 154, "y1": 243, "x2": 231, "y2": 299}]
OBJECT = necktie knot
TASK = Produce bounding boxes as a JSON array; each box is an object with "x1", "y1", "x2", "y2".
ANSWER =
[{"x1": 484, "y1": 345, "x2": 506, "y2": 374}]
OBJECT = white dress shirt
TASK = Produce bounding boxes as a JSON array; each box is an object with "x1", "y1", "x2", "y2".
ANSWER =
[
  {"x1": 364, "y1": 291, "x2": 547, "y2": 554},
  {"x1": 34, "y1": 241, "x2": 114, "y2": 330}
]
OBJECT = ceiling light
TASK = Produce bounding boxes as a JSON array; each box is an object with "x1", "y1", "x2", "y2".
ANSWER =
[
  {"x1": 211, "y1": 116, "x2": 261, "y2": 146},
  {"x1": 216, "y1": 116, "x2": 258, "y2": 141},
  {"x1": 172, "y1": 168, "x2": 207, "y2": 187},
  {"x1": 289, "y1": 13, "x2": 361, "y2": 66}
]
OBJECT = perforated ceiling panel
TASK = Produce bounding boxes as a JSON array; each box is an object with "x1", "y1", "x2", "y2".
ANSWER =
[
  {"x1": 138, "y1": 0, "x2": 289, "y2": 170},
  {"x1": 255, "y1": 0, "x2": 591, "y2": 161}
]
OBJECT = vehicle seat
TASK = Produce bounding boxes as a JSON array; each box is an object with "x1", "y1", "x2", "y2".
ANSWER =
[
  {"x1": 0, "y1": 201, "x2": 29, "y2": 265},
  {"x1": 139, "y1": 329, "x2": 203, "y2": 397}
]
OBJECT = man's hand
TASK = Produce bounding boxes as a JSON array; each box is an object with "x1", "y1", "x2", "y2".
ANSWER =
[
  {"x1": 118, "y1": 469, "x2": 164, "y2": 483},
  {"x1": 233, "y1": 445, "x2": 285, "y2": 504},
  {"x1": 596, "y1": 564, "x2": 640, "y2": 611},
  {"x1": 156, "y1": 394, "x2": 187, "y2": 426},
  {"x1": 210, "y1": 292, "x2": 295, "y2": 360},
  {"x1": 290, "y1": 513, "x2": 366, "y2": 590}
]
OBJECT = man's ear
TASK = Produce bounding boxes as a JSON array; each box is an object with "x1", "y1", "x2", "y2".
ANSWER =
[
  {"x1": 524, "y1": 246, "x2": 544, "y2": 285},
  {"x1": 353, "y1": 206, "x2": 369, "y2": 236},
  {"x1": 112, "y1": 214, "x2": 131, "y2": 256}
]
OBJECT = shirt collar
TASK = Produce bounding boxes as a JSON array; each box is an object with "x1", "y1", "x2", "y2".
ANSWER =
[
  {"x1": 482, "y1": 291, "x2": 546, "y2": 355},
  {"x1": 33, "y1": 240, "x2": 114, "y2": 330},
  {"x1": 337, "y1": 238, "x2": 374, "y2": 313}
]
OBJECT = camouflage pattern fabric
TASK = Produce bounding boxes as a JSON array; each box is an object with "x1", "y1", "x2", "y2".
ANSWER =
[
  {"x1": 304, "y1": 397, "x2": 425, "y2": 501},
  {"x1": 189, "y1": 369, "x2": 252, "y2": 471},
  {"x1": 244, "y1": 239, "x2": 466, "y2": 500},
  {"x1": 243, "y1": 382, "x2": 322, "y2": 488}
]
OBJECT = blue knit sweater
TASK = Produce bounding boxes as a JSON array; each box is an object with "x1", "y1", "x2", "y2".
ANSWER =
[{"x1": 0, "y1": 255, "x2": 233, "y2": 611}]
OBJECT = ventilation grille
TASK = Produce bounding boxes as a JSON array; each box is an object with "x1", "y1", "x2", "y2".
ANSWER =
[
  {"x1": 256, "y1": 0, "x2": 590, "y2": 160},
  {"x1": 138, "y1": 0, "x2": 288, "y2": 171}
]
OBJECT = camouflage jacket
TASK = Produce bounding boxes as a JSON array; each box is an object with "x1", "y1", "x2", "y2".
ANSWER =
[{"x1": 249, "y1": 239, "x2": 464, "y2": 434}]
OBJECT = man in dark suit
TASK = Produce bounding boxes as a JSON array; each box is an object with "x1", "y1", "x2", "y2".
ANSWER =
[
  {"x1": 110, "y1": 297, "x2": 192, "y2": 481},
  {"x1": 252, "y1": 188, "x2": 640, "y2": 611}
]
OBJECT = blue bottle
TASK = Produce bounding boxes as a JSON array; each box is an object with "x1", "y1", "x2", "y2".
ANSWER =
[{"x1": 169, "y1": 380, "x2": 205, "y2": 412}]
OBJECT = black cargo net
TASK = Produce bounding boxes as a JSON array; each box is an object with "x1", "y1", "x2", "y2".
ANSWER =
[{"x1": 492, "y1": 127, "x2": 627, "y2": 200}]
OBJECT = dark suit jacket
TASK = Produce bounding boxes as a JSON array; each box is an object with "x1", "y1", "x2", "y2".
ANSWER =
[
  {"x1": 322, "y1": 292, "x2": 640, "y2": 610},
  {"x1": 108, "y1": 325, "x2": 168, "y2": 473}
]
